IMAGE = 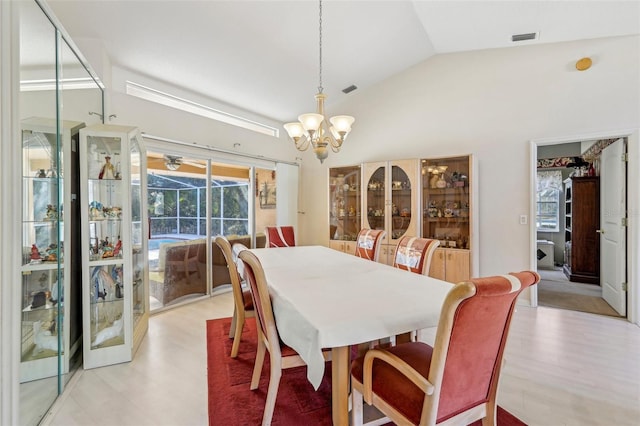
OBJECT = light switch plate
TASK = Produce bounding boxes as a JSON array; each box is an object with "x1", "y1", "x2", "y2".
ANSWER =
[{"x1": 519, "y1": 215, "x2": 528, "y2": 225}]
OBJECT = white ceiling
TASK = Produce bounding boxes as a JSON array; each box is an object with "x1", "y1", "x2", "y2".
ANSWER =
[{"x1": 46, "y1": 1, "x2": 640, "y2": 123}]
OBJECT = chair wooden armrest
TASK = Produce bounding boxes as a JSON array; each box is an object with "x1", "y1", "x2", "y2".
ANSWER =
[{"x1": 362, "y1": 348, "x2": 434, "y2": 404}]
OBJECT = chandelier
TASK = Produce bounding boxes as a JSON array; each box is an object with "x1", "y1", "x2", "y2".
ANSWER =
[{"x1": 283, "y1": 0, "x2": 355, "y2": 163}]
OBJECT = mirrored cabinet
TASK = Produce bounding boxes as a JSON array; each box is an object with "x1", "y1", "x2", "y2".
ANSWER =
[
  {"x1": 20, "y1": 117, "x2": 84, "y2": 382},
  {"x1": 363, "y1": 159, "x2": 419, "y2": 265},
  {"x1": 328, "y1": 165, "x2": 361, "y2": 253},
  {"x1": 421, "y1": 155, "x2": 477, "y2": 283},
  {"x1": 80, "y1": 124, "x2": 149, "y2": 369}
]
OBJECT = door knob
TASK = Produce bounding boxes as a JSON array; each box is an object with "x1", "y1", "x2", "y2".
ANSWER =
[{"x1": 596, "y1": 229, "x2": 605, "y2": 234}]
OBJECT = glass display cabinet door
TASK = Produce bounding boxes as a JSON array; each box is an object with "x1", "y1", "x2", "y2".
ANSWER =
[
  {"x1": 421, "y1": 156, "x2": 471, "y2": 249},
  {"x1": 390, "y1": 165, "x2": 412, "y2": 240},
  {"x1": 365, "y1": 166, "x2": 386, "y2": 233},
  {"x1": 129, "y1": 135, "x2": 148, "y2": 336},
  {"x1": 86, "y1": 135, "x2": 126, "y2": 356},
  {"x1": 329, "y1": 166, "x2": 361, "y2": 243},
  {"x1": 421, "y1": 156, "x2": 474, "y2": 282}
]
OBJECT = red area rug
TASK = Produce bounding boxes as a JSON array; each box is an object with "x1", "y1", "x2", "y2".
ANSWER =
[{"x1": 206, "y1": 317, "x2": 526, "y2": 425}]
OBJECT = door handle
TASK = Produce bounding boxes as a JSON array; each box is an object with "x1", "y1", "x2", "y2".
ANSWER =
[{"x1": 596, "y1": 229, "x2": 605, "y2": 234}]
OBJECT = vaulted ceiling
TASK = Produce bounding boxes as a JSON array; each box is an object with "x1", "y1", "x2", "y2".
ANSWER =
[{"x1": 47, "y1": 1, "x2": 640, "y2": 123}]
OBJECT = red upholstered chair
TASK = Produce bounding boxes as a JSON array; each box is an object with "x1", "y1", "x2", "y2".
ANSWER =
[
  {"x1": 265, "y1": 226, "x2": 296, "y2": 248},
  {"x1": 393, "y1": 236, "x2": 440, "y2": 275},
  {"x1": 354, "y1": 229, "x2": 386, "y2": 262},
  {"x1": 350, "y1": 271, "x2": 540, "y2": 426},
  {"x1": 214, "y1": 236, "x2": 254, "y2": 358},
  {"x1": 239, "y1": 250, "x2": 330, "y2": 425}
]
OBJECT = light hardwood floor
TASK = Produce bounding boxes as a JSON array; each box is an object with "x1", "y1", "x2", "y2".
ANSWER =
[{"x1": 43, "y1": 289, "x2": 640, "y2": 426}]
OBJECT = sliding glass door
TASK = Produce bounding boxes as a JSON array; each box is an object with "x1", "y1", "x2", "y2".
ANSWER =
[{"x1": 144, "y1": 144, "x2": 298, "y2": 311}]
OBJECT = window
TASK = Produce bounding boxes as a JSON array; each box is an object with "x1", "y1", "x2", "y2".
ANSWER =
[{"x1": 536, "y1": 171, "x2": 562, "y2": 232}]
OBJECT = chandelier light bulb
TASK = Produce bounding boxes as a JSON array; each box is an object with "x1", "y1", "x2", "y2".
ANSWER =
[
  {"x1": 299, "y1": 113, "x2": 324, "y2": 133},
  {"x1": 329, "y1": 115, "x2": 354, "y2": 134},
  {"x1": 284, "y1": 122, "x2": 305, "y2": 141}
]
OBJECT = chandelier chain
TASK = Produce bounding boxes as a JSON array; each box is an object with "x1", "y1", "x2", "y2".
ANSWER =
[{"x1": 318, "y1": 0, "x2": 323, "y2": 93}]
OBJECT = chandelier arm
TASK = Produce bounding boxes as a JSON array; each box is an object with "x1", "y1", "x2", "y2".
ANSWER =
[
  {"x1": 294, "y1": 135, "x2": 311, "y2": 152},
  {"x1": 330, "y1": 138, "x2": 343, "y2": 152}
]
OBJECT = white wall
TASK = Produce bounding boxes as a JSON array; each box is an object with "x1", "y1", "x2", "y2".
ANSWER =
[
  {"x1": 298, "y1": 35, "x2": 640, "y2": 284},
  {"x1": 78, "y1": 34, "x2": 639, "y2": 312},
  {"x1": 107, "y1": 66, "x2": 298, "y2": 164}
]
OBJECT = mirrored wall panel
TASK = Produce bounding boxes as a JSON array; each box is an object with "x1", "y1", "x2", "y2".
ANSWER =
[{"x1": 19, "y1": 1, "x2": 103, "y2": 424}]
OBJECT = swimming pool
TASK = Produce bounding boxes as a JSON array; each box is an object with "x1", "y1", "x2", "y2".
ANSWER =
[{"x1": 148, "y1": 238, "x2": 182, "y2": 251}]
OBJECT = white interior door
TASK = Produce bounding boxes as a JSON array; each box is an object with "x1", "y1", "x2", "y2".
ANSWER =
[
  {"x1": 600, "y1": 138, "x2": 626, "y2": 316},
  {"x1": 275, "y1": 162, "x2": 299, "y2": 230}
]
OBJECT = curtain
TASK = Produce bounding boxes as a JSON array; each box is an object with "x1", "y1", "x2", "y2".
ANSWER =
[{"x1": 537, "y1": 170, "x2": 562, "y2": 193}]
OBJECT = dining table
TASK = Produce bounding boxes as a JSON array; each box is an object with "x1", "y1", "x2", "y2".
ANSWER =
[{"x1": 248, "y1": 245, "x2": 453, "y2": 425}]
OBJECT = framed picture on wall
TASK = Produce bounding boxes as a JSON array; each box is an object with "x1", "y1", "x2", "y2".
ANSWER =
[{"x1": 259, "y1": 182, "x2": 276, "y2": 209}]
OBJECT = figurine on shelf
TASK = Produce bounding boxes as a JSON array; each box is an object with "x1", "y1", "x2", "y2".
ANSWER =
[
  {"x1": 98, "y1": 155, "x2": 116, "y2": 180},
  {"x1": 36, "y1": 169, "x2": 47, "y2": 178},
  {"x1": 30, "y1": 244, "x2": 42, "y2": 264},
  {"x1": 44, "y1": 204, "x2": 58, "y2": 221},
  {"x1": 101, "y1": 237, "x2": 115, "y2": 258},
  {"x1": 103, "y1": 206, "x2": 122, "y2": 219},
  {"x1": 44, "y1": 243, "x2": 59, "y2": 261},
  {"x1": 92, "y1": 317, "x2": 123, "y2": 348},
  {"x1": 92, "y1": 267, "x2": 116, "y2": 302},
  {"x1": 33, "y1": 321, "x2": 59, "y2": 354},
  {"x1": 113, "y1": 238, "x2": 122, "y2": 257},
  {"x1": 89, "y1": 201, "x2": 105, "y2": 220},
  {"x1": 429, "y1": 173, "x2": 440, "y2": 189}
]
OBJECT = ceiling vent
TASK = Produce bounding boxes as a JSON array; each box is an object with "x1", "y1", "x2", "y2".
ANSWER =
[
  {"x1": 511, "y1": 32, "x2": 538, "y2": 42},
  {"x1": 342, "y1": 84, "x2": 357, "y2": 94}
]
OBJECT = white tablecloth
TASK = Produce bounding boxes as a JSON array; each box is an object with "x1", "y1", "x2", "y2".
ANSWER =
[{"x1": 250, "y1": 245, "x2": 452, "y2": 389}]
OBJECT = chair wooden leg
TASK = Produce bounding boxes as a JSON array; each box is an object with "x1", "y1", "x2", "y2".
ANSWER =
[
  {"x1": 261, "y1": 367, "x2": 282, "y2": 426},
  {"x1": 482, "y1": 401, "x2": 497, "y2": 426},
  {"x1": 251, "y1": 339, "x2": 266, "y2": 390},
  {"x1": 351, "y1": 387, "x2": 364, "y2": 426},
  {"x1": 230, "y1": 315, "x2": 244, "y2": 358},
  {"x1": 229, "y1": 309, "x2": 238, "y2": 339}
]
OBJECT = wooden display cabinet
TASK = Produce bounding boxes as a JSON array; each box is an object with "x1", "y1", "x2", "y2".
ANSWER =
[{"x1": 421, "y1": 155, "x2": 476, "y2": 282}]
